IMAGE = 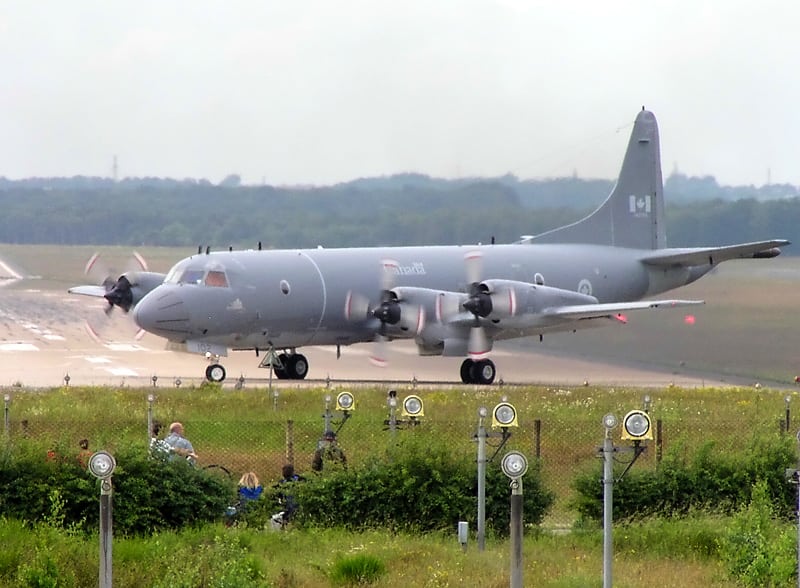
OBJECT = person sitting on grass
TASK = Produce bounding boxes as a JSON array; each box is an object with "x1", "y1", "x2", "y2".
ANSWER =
[
  {"x1": 275, "y1": 463, "x2": 305, "y2": 524},
  {"x1": 237, "y1": 471, "x2": 264, "y2": 508},
  {"x1": 225, "y1": 471, "x2": 263, "y2": 525}
]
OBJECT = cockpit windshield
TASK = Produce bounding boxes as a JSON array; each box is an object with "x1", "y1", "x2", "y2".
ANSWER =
[{"x1": 164, "y1": 264, "x2": 229, "y2": 287}]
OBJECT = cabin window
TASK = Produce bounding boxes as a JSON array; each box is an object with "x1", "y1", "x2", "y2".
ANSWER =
[{"x1": 205, "y1": 270, "x2": 228, "y2": 287}]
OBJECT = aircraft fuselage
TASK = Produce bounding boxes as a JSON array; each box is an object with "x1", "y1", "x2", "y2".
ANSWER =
[{"x1": 132, "y1": 243, "x2": 699, "y2": 353}]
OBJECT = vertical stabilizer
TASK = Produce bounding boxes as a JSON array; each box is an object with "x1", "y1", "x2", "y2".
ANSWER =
[{"x1": 528, "y1": 109, "x2": 665, "y2": 250}]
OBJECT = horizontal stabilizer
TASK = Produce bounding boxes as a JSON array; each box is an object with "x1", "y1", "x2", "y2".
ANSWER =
[
  {"x1": 641, "y1": 240, "x2": 789, "y2": 268},
  {"x1": 542, "y1": 299, "x2": 704, "y2": 321},
  {"x1": 67, "y1": 285, "x2": 108, "y2": 298}
]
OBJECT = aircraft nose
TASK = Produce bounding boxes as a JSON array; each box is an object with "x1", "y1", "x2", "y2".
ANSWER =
[{"x1": 133, "y1": 289, "x2": 191, "y2": 337}]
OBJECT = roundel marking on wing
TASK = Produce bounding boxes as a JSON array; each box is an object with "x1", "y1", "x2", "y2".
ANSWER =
[{"x1": 577, "y1": 279, "x2": 592, "y2": 296}]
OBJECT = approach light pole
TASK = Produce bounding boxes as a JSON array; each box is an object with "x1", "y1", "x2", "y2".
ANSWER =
[
  {"x1": 88, "y1": 451, "x2": 117, "y2": 588},
  {"x1": 601, "y1": 413, "x2": 617, "y2": 588},
  {"x1": 476, "y1": 406, "x2": 488, "y2": 551},
  {"x1": 501, "y1": 451, "x2": 528, "y2": 588},
  {"x1": 600, "y1": 410, "x2": 652, "y2": 588}
]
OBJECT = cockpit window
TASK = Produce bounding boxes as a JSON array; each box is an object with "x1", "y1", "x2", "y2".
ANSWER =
[
  {"x1": 205, "y1": 270, "x2": 228, "y2": 287},
  {"x1": 164, "y1": 262, "x2": 229, "y2": 287},
  {"x1": 178, "y1": 269, "x2": 205, "y2": 285}
]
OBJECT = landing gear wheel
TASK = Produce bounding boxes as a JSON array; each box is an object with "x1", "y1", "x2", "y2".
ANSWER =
[
  {"x1": 206, "y1": 363, "x2": 227, "y2": 383},
  {"x1": 292, "y1": 353, "x2": 308, "y2": 380},
  {"x1": 460, "y1": 359, "x2": 474, "y2": 384},
  {"x1": 285, "y1": 354, "x2": 309, "y2": 379},
  {"x1": 274, "y1": 354, "x2": 289, "y2": 379},
  {"x1": 471, "y1": 359, "x2": 496, "y2": 385},
  {"x1": 460, "y1": 358, "x2": 495, "y2": 385}
]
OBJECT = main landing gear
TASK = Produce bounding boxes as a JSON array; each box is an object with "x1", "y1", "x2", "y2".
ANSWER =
[
  {"x1": 460, "y1": 358, "x2": 496, "y2": 385},
  {"x1": 272, "y1": 353, "x2": 309, "y2": 380}
]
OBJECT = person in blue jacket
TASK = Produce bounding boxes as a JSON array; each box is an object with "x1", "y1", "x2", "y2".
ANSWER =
[{"x1": 237, "y1": 471, "x2": 264, "y2": 506}]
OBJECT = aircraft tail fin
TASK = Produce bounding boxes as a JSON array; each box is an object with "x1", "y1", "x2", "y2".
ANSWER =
[{"x1": 526, "y1": 108, "x2": 666, "y2": 250}]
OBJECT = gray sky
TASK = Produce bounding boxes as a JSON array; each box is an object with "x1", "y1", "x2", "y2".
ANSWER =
[{"x1": 2, "y1": 1, "x2": 798, "y2": 186}]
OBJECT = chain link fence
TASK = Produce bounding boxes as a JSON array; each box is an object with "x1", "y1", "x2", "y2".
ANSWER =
[{"x1": 2, "y1": 386, "x2": 794, "y2": 528}]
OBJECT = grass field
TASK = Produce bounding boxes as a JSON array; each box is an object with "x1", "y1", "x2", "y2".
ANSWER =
[
  {"x1": 5, "y1": 382, "x2": 797, "y2": 525},
  {"x1": 2, "y1": 382, "x2": 796, "y2": 587}
]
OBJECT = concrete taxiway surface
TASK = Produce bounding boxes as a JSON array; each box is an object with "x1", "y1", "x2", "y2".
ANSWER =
[{"x1": 0, "y1": 282, "x2": 747, "y2": 390}]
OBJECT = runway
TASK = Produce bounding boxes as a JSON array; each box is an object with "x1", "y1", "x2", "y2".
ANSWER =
[{"x1": 0, "y1": 283, "x2": 747, "y2": 390}]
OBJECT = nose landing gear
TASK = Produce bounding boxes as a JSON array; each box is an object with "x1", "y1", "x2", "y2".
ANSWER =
[{"x1": 204, "y1": 353, "x2": 227, "y2": 383}]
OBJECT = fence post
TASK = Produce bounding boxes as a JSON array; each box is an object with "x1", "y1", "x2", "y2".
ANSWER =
[
  {"x1": 3, "y1": 394, "x2": 9, "y2": 440},
  {"x1": 533, "y1": 419, "x2": 541, "y2": 460},
  {"x1": 285, "y1": 420, "x2": 294, "y2": 466},
  {"x1": 656, "y1": 419, "x2": 663, "y2": 464}
]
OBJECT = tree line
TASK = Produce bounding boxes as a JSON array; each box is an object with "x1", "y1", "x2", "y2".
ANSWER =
[{"x1": 0, "y1": 174, "x2": 797, "y2": 250}]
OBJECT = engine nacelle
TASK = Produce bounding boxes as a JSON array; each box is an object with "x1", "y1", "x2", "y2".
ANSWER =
[
  {"x1": 470, "y1": 279, "x2": 528, "y2": 319},
  {"x1": 378, "y1": 286, "x2": 441, "y2": 336},
  {"x1": 476, "y1": 279, "x2": 598, "y2": 320}
]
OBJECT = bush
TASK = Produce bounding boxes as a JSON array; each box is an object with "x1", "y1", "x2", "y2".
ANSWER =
[
  {"x1": 242, "y1": 436, "x2": 554, "y2": 535},
  {"x1": 572, "y1": 435, "x2": 796, "y2": 523},
  {"x1": 719, "y1": 479, "x2": 796, "y2": 586},
  {"x1": 0, "y1": 442, "x2": 235, "y2": 535}
]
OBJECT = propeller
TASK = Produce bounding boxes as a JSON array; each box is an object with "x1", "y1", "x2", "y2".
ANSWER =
[
  {"x1": 344, "y1": 259, "x2": 425, "y2": 367},
  {"x1": 84, "y1": 251, "x2": 149, "y2": 315},
  {"x1": 462, "y1": 251, "x2": 492, "y2": 360},
  {"x1": 81, "y1": 251, "x2": 149, "y2": 342}
]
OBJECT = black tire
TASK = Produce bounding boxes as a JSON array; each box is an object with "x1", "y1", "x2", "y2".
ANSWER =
[
  {"x1": 471, "y1": 359, "x2": 496, "y2": 385},
  {"x1": 274, "y1": 354, "x2": 289, "y2": 379},
  {"x1": 290, "y1": 354, "x2": 309, "y2": 379},
  {"x1": 460, "y1": 359, "x2": 475, "y2": 384},
  {"x1": 282, "y1": 354, "x2": 309, "y2": 379},
  {"x1": 205, "y1": 363, "x2": 227, "y2": 382}
]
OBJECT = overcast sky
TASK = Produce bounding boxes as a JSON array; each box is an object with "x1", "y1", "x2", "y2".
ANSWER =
[{"x1": 1, "y1": 1, "x2": 798, "y2": 186}]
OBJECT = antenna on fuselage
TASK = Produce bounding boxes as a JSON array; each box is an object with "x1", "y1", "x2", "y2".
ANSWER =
[
  {"x1": 206, "y1": 246, "x2": 210, "y2": 255},
  {"x1": 258, "y1": 241, "x2": 262, "y2": 251},
  {"x1": 197, "y1": 245, "x2": 202, "y2": 254},
  {"x1": 229, "y1": 246, "x2": 232, "y2": 252}
]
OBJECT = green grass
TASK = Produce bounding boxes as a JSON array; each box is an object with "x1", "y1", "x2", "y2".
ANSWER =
[
  {"x1": 1, "y1": 383, "x2": 797, "y2": 586},
  {"x1": 4, "y1": 382, "x2": 798, "y2": 529},
  {"x1": 0, "y1": 517, "x2": 750, "y2": 587}
]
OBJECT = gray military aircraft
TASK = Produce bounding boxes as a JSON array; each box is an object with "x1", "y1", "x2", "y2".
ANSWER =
[{"x1": 70, "y1": 108, "x2": 788, "y2": 384}]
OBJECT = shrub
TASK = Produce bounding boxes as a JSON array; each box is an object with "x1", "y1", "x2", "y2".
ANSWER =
[
  {"x1": 718, "y1": 479, "x2": 796, "y2": 586},
  {"x1": 572, "y1": 435, "x2": 796, "y2": 522},
  {"x1": 242, "y1": 436, "x2": 554, "y2": 535},
  {"x1": 0, "y1": 442, "x2": 235, "y2": 535}
]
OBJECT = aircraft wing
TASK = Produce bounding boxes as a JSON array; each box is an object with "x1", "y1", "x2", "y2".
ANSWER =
[
  {"x1": 67, "y1": 285, "x2": 108, "y2": 298},
  {"x1": 541, "y1": 299, "x2": 704, "y2": 322},
  {"x1": 441, "y1": 299, "x2": 702, "y2": 329},
  {"x1": 640, "y1": 240, "x2": 789, "y2": 267}
]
